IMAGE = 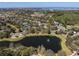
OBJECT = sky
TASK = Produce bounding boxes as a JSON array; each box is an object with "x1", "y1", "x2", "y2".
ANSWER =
[{"x1": 0, "y1": 2, "x2": 79, "y2": 8}]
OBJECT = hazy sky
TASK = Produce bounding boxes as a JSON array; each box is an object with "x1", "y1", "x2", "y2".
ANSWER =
[{"x1": 0, "y1": 2, "x2": 79, "y2": 8}]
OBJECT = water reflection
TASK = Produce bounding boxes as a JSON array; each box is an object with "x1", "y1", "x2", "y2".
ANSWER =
[{"x1": 0, "y1": 36, "x2": 62, "y2": 53}]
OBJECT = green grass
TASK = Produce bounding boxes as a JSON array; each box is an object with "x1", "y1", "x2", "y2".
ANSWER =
[
  {"x1": 54, "y1": 34, "x2": 72, "y2": 55},
  {"x1": 0, "y1": 34, "x2": 54, "y2": 41},
  {"x1": 0, "y1": 37, "x2": 24, "y2": 42}
]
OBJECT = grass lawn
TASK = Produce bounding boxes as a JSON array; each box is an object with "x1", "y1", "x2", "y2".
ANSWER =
[{"x1": 54, "y1": 34, "x2": 72, "y2": 55}]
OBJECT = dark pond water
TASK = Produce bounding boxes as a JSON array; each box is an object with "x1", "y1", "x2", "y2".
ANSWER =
[{"x1": 0, "y1": 36, "x2": 61, "y2": 53}]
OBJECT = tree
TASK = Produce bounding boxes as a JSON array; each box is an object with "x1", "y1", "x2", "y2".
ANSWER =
[
  {"x1": 0, "y1": 31, "x2": 9, "y2": 38},
  {"x1": 15, "y1": 46, "x2": 37, "y2": 56},
  {"x1": 37, "y1": 45, "x2": 47, "y2": 56},
  {"x1": 0, "y1": 48, "x2": 16, "y2": 56},
  {"x1": 47, "y1": 16, "x2": 54, "y2": 34},
  {"x1": 45, "y1": 49, "x2": 55, "y2": 56}
]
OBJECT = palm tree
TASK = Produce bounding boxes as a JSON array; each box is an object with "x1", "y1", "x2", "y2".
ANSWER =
[{"x1": 47, "y1": 16, "x2": 54, "y2": 34}]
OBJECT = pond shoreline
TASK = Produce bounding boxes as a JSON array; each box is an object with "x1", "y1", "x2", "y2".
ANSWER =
[{"x1": 0, "y1": 34, "x2": 72, "y2": 55}]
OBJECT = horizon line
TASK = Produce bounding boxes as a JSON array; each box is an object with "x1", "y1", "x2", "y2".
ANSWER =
[{"x1": 0, "y1": 7, "x2": 79, "y2": 8}]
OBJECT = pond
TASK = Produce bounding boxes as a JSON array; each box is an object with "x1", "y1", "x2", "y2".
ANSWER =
[{"x1": 0, "y1": 36, "x2": 62, "y2": 53}]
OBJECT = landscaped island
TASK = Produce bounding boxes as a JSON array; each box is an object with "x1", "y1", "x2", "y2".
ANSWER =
[{"x1": 0, "y1": 8, "x2": 79, "y2": 56}]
